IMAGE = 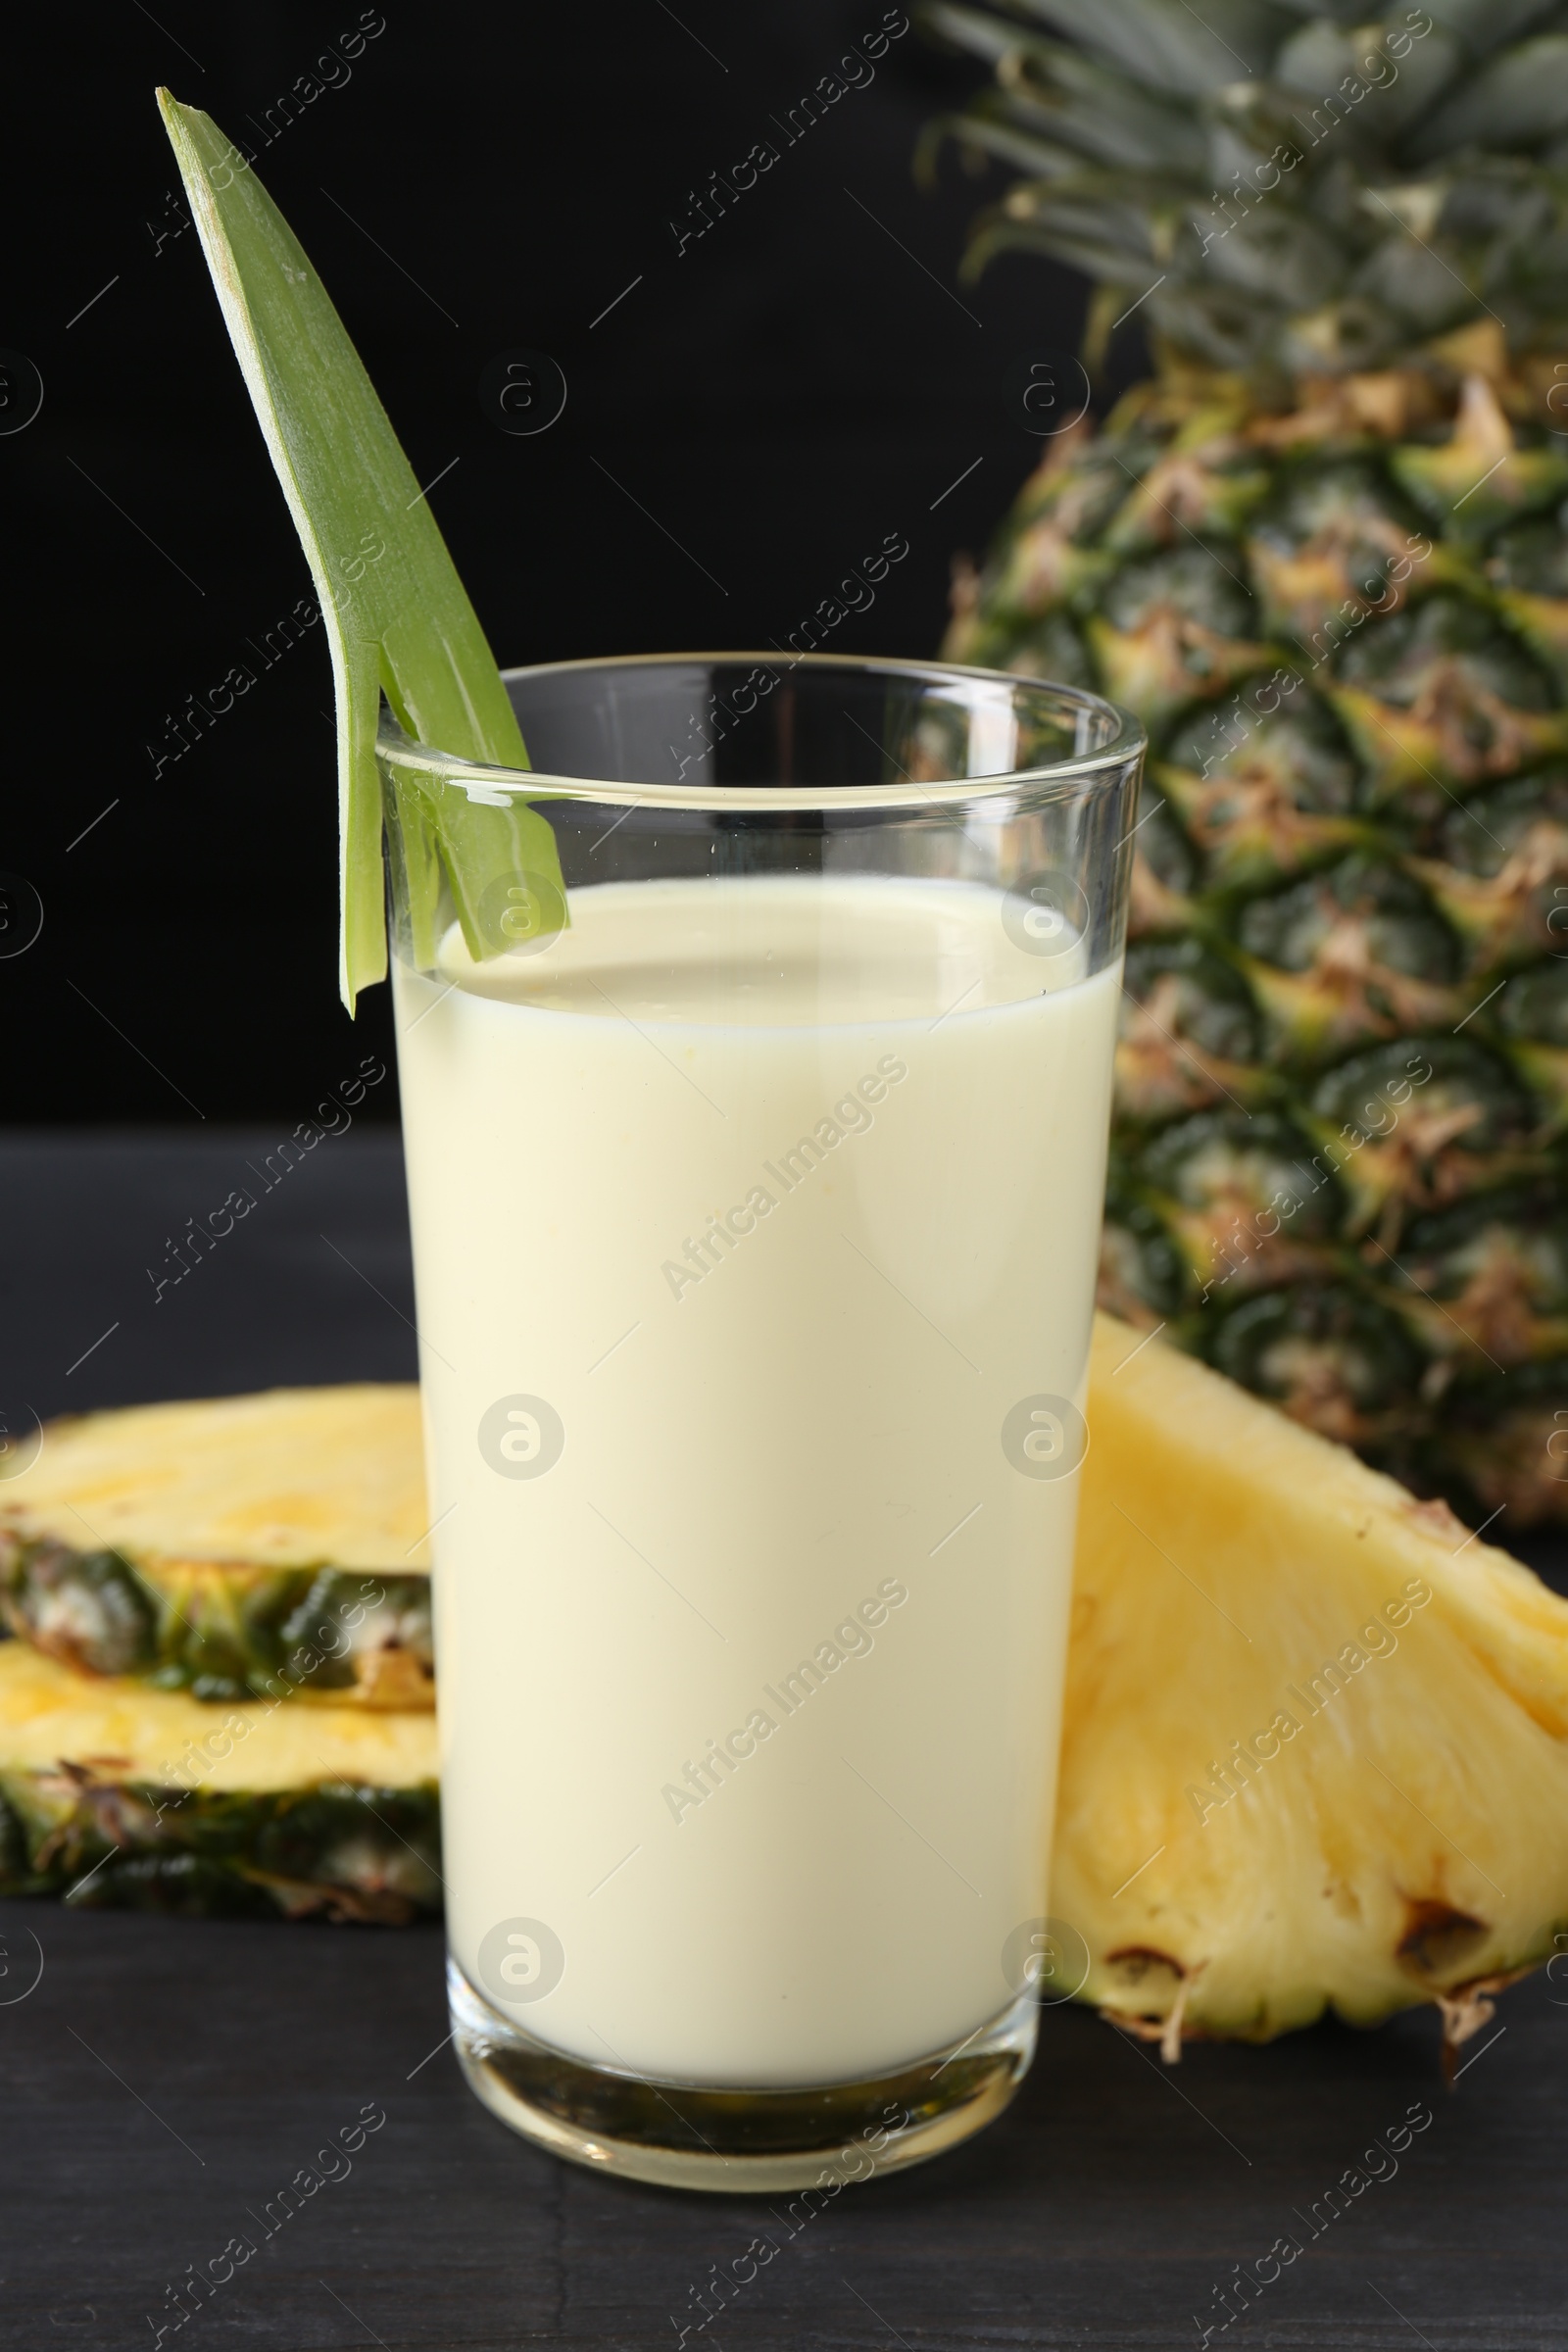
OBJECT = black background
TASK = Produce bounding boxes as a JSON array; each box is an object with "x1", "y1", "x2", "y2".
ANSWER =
[{"x1": 2, "y1": 0, "x2": 1098, "y2": 1125}]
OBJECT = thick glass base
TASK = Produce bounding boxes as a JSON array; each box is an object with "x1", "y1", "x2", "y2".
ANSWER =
[{"x1": 449, "y1": 1960, "x2": 1038, "y2": 2192}]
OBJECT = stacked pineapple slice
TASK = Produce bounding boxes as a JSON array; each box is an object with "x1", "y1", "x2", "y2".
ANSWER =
[
  {"x1": 927, "y1": 0, "x2": 1568, "y2": 1521},
  {"x1": 0, "y1": 1389, "x2": 437, "y2": 1920}
]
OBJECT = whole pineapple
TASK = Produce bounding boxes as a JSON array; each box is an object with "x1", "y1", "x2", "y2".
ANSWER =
[{"x1": 928, "y1": 0, "x2": 1568, "y2": 1523}]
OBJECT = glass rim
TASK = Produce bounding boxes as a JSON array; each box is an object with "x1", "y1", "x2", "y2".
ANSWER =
[{"x1": 376, "y1": 650, "x2": 1146, "y2": 815}]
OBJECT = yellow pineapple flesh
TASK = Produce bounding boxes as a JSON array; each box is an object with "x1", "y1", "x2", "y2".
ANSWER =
[{"x1": 1062, "y1": 1313, "x2": 1568, "y2": 2055}]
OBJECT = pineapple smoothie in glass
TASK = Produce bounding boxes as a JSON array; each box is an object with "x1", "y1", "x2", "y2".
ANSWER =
[{"x1": 380, "y1": 654, "x2": 1143, "y2": 2188}]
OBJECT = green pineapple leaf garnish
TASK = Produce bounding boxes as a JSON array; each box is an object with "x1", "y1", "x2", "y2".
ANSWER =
[{"x1": 157, "y1": 90, "x2": 559, "y2": 1009}]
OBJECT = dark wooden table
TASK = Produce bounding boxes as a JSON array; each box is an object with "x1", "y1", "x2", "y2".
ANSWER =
[{"x1": 4, "y1": 1133, "x2": 1566, "y2": 2352}]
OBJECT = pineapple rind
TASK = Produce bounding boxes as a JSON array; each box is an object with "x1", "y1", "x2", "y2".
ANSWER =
[
  {"x1": 951, "y1": 377, "x2": 1568, "y2": 1510},
  {"x1": 1061, "y1": 1314, "x2": 1568, "y2": 2041},
  {"x1": 0, "y1": 1540, "x2": 435, "y2": 1709}
]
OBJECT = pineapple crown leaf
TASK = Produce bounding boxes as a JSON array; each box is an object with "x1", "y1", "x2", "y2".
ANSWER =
[
  {"x1": 1423, "y1": 0, "x2": 1565, "y2": 57},
  {"x1": 1409, "y1": 33, "x2": 1568, "y2": 157},
  {"x1": 993, "y1": 0, "x2": 1290, "y2": 96},
  {"x1": 921, "y1": 0, "x2": 1568, "y2": 374}
]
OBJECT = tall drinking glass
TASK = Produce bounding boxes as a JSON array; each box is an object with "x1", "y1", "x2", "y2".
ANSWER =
[{"x1": 378, "y1": 654, "x2": 1144, "y2": 2190}]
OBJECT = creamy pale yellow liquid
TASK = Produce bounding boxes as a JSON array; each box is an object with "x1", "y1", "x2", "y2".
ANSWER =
[{"x1": 394, "y1": 874, "x2": 1118, "y2": 2086}]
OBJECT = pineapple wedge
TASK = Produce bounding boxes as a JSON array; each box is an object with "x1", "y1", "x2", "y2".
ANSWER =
[{"x1": 1064, "y1": 1314, "x2": 1568, "y2": 2055}]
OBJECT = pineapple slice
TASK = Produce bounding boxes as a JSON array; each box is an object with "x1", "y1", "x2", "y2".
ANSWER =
[
  {"x1": 0, "y1": 1641, "x2": 438, "y2": 1922},
  {"x1": 1063, "y1": 1313, "x2": 1568, "y2": 2056},
  {"x1": 0, "y1": 1386, "x2": 431, "y2": 1706}
]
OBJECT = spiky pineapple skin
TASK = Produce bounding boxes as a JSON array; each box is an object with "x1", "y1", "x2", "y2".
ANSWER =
[
  {"x1": 949, "y1": 350, "x2": 1568, "y2": 1517},
  {"x1": 0, "y1": 1531, "x2": 434, "y2": 1707},
  {"x1": 0, "y1": 1772, "x2": 442, "y2": 1924}
]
